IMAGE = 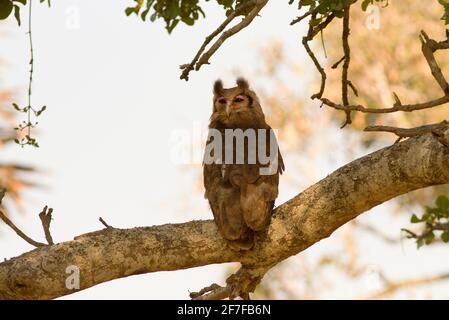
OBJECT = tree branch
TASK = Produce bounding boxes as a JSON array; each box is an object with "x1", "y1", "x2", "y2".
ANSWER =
[
  {"x1": 320, "y1": 30, "x2": 449, "y2": 125},
  {"x1": 180, "y1": 0, "x2": 268, "y2": 80},
  {"x1": 364, "y1": 121, "x2": 449, "y2": 138},
  {"x1": 341, "y1": 5, "x2": 352, "y2": 128},
  {"x1": 1, "y1": 133, "x2": 449, "y2": 299},
  {"x1": 302, "y1": 13, "x2": 335, "y2": 99}
]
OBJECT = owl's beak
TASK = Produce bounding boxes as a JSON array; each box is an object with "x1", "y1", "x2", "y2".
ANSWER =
[{"x1": 225, "y1": 103, "x2": 232, "y2": 118}]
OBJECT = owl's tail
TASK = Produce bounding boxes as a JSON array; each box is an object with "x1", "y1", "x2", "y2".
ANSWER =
[{"x1": 227, "y1": 230, "x2": 254, "y2": 251}]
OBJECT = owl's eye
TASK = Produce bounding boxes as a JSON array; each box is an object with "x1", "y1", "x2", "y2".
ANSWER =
[
  {"x1": 218, "y1": 98, "x2": 227, "y2": 104},
  {"x1": 234, "y1": 97, "x2": 244, "y2": 103}
]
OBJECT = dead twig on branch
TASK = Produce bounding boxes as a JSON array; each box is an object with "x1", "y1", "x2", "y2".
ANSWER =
[
  {"x1": 38, "y1": 206, "x2": 54, "y2": 245},
  {"x1": 99, "y1": 217, "x2": 112, "y2": 229},
  {"x1": 0, "y1": 189, "x2": 46, "y2": 247}
]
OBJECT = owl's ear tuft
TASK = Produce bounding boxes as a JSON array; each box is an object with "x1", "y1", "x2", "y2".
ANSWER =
[
  {"x1": 236, "y1": 77, "x2": 249, "y2": 90},
  {"x1": 214, "y1": 80, "x2": 224, "y2": 95}
]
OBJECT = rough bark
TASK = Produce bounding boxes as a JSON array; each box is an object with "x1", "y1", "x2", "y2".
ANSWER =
[{"x1": 1, "y1": 133, "x2": 449, "y2": 299}]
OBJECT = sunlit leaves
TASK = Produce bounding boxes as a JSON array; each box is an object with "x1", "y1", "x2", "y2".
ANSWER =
[{"x1": 404, "y1": 195, "x2": 449, "y2": 248}]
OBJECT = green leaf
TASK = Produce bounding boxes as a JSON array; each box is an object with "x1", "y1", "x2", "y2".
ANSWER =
[
  {"x1": 181, "y1": 16, "x2": 194, "y2": 26},
  {"x1": 436, "y1": 195, "x2": 449, "y2": 210},
  {"x1": 361, "y1": 0, "x2": 372, "y2": 11},
  {"x1": 442, "y1": 231, "x2": 449, "y2": 243},
  {"x1": 141, "y1": 7, "x2": 150, "y2": 20},
  {"x1": 125, "y1": 7, "x2": 135, "y2": 16},
  {"x1": 13, "y1": 4, "x2": 20, "y2": 26},
  {"x1": 425, "y1": 231, "x2": 435, "y2": 245},
  {"x1": 410, "y1": 214, "x2": 421, "y2": 223},
  {"x1": 0, "y1": 0, "x2": 14, "y2": 20},
  {"x1": 417, "y1": 238, "x2": 425, "y2": 249},
  {"x1": 167, "y1": 19, "x2": 179, "y2": 33}
]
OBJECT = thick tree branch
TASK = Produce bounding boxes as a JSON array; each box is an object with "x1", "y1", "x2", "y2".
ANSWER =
[{"x1": 1, "y1": 133, "x2": 449, "y2": 299}]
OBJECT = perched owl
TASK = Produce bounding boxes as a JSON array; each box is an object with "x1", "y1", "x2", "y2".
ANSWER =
[{"x1": 203, "y1": 78, "x2": 284, "y2": 251}]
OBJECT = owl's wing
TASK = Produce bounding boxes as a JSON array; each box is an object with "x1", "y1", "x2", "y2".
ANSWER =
[
  {"x1": 203, "y1": 156, "x2": 254, "y2": 250},
  {"x1": 239, "y1": 128, "x2": 284, "y2": 232}
]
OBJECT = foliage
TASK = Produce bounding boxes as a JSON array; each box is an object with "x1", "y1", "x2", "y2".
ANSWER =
[
  {"x1": 125, "y1": 0, "x2": 254, "y2": 33},
  {"x1": 404, "y1": 196, "x2": 449, "y2": 248},
  {"x1": 438, "y1": 0, "x2": 449, "y2": 24},
  {"x1": 0, "y1": 0, "x2": 49, "y2": 26}
]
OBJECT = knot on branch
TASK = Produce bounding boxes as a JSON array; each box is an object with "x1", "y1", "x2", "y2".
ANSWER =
[
  {"x1": 431, "y1": 122, "x2": 449, "y2": 147},
  {"x1": 190, "y1": 265, "x2": 269, "y2": 300}
]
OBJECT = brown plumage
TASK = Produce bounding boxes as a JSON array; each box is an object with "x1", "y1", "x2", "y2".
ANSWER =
[{"x1": 203, "y1": 78, "x2": 284, "y2": 251}]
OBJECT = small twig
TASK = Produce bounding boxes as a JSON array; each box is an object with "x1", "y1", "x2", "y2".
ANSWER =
[
  {"x1": 290, "y1": 7, "x2": 314, "y2": 26},
  {"x1": 38, "y1": 206, "x2": 54, "y2": 245},
  {"x1": 341, "y1": 5, "x2": 352, "y2": 128},
  {"x1": 99, "y1": 217, "x2": 112, "y2": 228},
  {"x1": 0, "y1": 189, "x2": 44, "y2": 247},
  {"x1": 0, "y1": 210, "x2": 46, "y2": 247},
  {"x1": 302, "y1": 13, "x2": 335, "y2": 99},
  {"x1": 347, "y1": 80, "x2": 358, "y2": 97},
  {"x1": 420, "y1": 30, "x2": 449, "y2": 94},
  {"x1": 27, "y1": 0, "x2": 34, "y2": 138},
  {"x1": 331, "y1": 56, "x2": 345, "y2": 69}
]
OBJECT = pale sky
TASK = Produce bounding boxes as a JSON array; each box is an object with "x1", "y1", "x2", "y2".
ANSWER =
[{"x1": 1, "y1": 0, "x2": 448, "y2": 300}]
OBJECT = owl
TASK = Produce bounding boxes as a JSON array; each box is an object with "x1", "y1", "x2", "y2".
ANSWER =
[{"x1": 203, "y1": 78, "x2": 284, "y2": 251}]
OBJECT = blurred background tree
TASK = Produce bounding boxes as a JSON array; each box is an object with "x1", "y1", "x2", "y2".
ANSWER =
[{"x1": 0, "y1": 61, "x2": 37, "y2": 214}]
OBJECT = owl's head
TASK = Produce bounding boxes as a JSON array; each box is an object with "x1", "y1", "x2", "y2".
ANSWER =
[{"x1": 211, "y1": 78, "x2": 266, "y2": 128}]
